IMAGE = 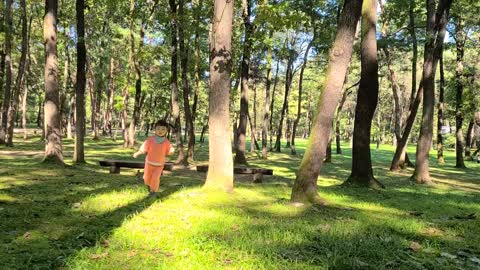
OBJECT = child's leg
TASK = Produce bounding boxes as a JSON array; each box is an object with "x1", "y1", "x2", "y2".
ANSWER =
[
  {"x1": 143, "y1": 164, "x2": 153, "y2": 188},
  {"x1": 149, "y1": 166, "x2": 164, "y2": 192}
]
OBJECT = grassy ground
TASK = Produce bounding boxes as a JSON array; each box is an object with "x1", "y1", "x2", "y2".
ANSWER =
[{"x1": 1, "y1": 132, "x2": 479, "y2": 270}]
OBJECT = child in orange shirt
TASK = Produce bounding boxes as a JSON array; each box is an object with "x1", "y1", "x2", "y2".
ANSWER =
[{"x1": 133, "y1": 120, "x2": 175, "y2": 197}]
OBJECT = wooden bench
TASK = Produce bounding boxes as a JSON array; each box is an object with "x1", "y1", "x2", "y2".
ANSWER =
[
  {"x1": 99, "y1": 160, "x2": 173, "y2": 174},
  {"x1": 196, "y1": 165, "x2": 273, "y2": 183}
]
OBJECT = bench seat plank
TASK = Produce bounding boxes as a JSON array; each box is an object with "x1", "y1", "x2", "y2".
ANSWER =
[
  {"x1": 196, "y1": 165, "x2": 273, "y2": 175},
  {"x1": 99, "y1": 160, "x2": 173, "y2": 174}
]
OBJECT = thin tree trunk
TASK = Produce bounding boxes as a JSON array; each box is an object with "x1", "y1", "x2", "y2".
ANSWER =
[
  {"x1": 6, "y1": 0, "x2": 28, "y2": 147},
  {"x1": 43, "y1": 0, "x2": 64, "y2": 164},
  {"x1": 262, "y1": 31, "x2": 273, "y2": 159},
  {"x1": 291, "y1": 0, "x2": 362, "y2": 204},
  {"x1": 0, "y1": 50, "x2": 5, "y2": 126},
  {"x1": 0, "y1": 0, "x2": 12, "y2": 144},
  {"x1": 335, "y1": 80, "x2": 357, "y2": 154},
  {"x1": 465, "y1": 120, "x2": 474, "y2": 160},
  {"x1": 292, "y1": 33, "x2": 315, "y2": 155},
  {"x1": 412, "y1": 0, "x2": 452, "y2": 183},
  {"x1": 179, "y1": 0, "x2": 195, "y2": 163},
  {"x1": 275, "y1": 41, "x2": 295, "y2": 152},
  {"x1": 345, "y1": 0, "x2": 383, "y2": 188},
  {"x1": 437, "y1": 55, "x2": 445, "y2": 163},
  {"x1": 127, "y1": 0, "x2": 141, "y2": 148},
  {"x1": 169, "y1": 0, "x2": 186, "y2": 165},
  {"x1": 74, "y1": 0, "x2": 86, "y2": 163},
  {"x1": 454, "y1": 17, "x2": 466, "y2": 168},
  {"x1": 269, "y1": 58, "x2": 280, "y2": 151},
  {"x1": 87, "y1": 62, "x2": 98, "y2": 139},
  {"x1": 234, "y1": 0, "x2": 253, "y2": 164},
  {"x1": 106, "y1": 57, "x2": 115, "y2": 137},
  {"x1": 204, "y1": 0, "x2": 234, "y2": 192}
]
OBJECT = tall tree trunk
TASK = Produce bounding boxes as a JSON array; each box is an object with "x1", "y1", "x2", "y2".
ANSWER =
[
  {"x1": 345, "y1": 0, "x2": 383, "y2": 188},
  {"x1": 127, "y1": 5, "x2": 140, "y2": 148},
  {"x1": 335, "y1": 80, "x2": 357, "y2": 154},
  {"x1": 169, "y1": 0, "x2": 186, "y2": 165},
  {"x1": 204, "y1": 0, "x2": 234, "y2": 192},
  {"x1": 250, "y1": 82, "x2": 258, "y2": 152},
  {"x1": 74, "y1": 0, "x2": 86, "y2": 163},
  {"x1": 454, "y1": 17, "x2": 466, "y2": 168},
  {"x1": 106, "y1": 57, "x2": 115, "y2": 137},
  {"x1": 0, "y1": 0, "x2": 12, "y2": 144},
  {"x1": 234, "y1": 0, "x2": 253, "y2": 164},
  {"x1": 465, "y1": 120, "x2": 474, "y2": 160},
  {"x1": 437, "y1": 55, "x2": 445, "y2": 163},
  {"x1": 87, "y1": 62, "x2": 98, "y2": 140},
  {"x1": 6, "y1": 0, "x2": 28, "y2": 147},
  {"x1": 412, "y1": 0, "x2": 452, "y2": 183},
  {"x1": 274, "y1": 43, "x2": 294, "y2": 152},
  {"x1": 379, "y1": 1, "x2": 402, "y2": 153},
  {"x1": 179, "y1": 0, "x2": 195, "y2": 163},
  {"x1": 43, "y1": 0, "x2": 63, "y2": 164},
  {"x1": 292, "y1": 33, "x2": 315, "y2": 155},
  {"x1": 291, "y1": 0, "x2": 362, "y2": 204},
  {"x1": 262, "y1": 31, "x2": 273, "y2": 159},
  {"x1": 269, "y1": 58, "x2": 280, "y2": 151}
]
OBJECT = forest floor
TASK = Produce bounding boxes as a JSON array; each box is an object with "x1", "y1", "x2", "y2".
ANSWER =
[{"x1": 1, "y1": 132, "x2": 480, "y2": 269}]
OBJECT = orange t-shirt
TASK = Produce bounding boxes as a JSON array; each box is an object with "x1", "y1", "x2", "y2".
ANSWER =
[{"x1": 140, "y1": 136, "x2": 172, "y2": 165}]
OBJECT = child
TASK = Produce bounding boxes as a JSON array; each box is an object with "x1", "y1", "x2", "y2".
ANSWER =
[{"x1": 133, "y1": 120, "x2": 175, "y2": 197}]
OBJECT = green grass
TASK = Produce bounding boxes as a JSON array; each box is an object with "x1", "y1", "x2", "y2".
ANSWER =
[{"x1": 1, "y1": 133, "x2": 480, "y2": 269}]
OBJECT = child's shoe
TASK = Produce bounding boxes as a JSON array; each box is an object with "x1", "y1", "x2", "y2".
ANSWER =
[{"x1": 148, "y1": 191, "x2": 157, "y2": 197}]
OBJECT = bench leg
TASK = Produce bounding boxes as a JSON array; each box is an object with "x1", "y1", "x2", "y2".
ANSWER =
[
  {"x1": 110, "y1": 166, "x2": 120, "y2": 174},
  {"x1": 253, "y1": 173, "x2": 263, "y2": 183}
]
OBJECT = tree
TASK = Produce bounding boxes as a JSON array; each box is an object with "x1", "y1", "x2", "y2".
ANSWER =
[
  {"x1": 437, "y1": 55, "x2": 445, "y2": 163},
  {"x1": 234, "y1": 0, "x2": 253, "y2": 165},
  {"x1": 74, "y1": 0, "x2": 86, "y2": 163},
  {"x1": 411, "y1": 0, "x2": 452, "y2": 183},
  {"x1": 43, "y1": 0, "x2": 64, "y2": 164},
  {"x1": 454, "y1": 16, "x2": 466, "y2": 168},
  {"x1": 204, "y1": 0, "x2": 234, "y2": 192},
  {"x1": 0, "y1": 0, "x2": 12, "y2": 145},
  {"x1": 345, "y1": 0, "x2": 383, "y2": 188},
  {"x1": 6, "y1": 0, "x2": 28, "y2": 147},
  {"x1": 169, "y1": 0, "x2": 186, "y2": 165},
  {"x1": 291, "y1": 0, "x2": 363, "y2": 204}
]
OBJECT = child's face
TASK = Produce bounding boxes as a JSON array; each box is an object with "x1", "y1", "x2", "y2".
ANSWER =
[{"x1": 155, "y1": 125, "x2": 168, "y2": 137}]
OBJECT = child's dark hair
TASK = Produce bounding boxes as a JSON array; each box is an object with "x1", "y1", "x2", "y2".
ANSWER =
[{"x1": 155, "y1": 120, "x2": 169, "y2": 128}]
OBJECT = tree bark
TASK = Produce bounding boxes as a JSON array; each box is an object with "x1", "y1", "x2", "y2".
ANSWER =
[
  {"x1": 6, "y1": 0, "x2": 28, "y2": 147},
  {"x1": 234, "y1": 0, "x2": 253, "y2": 164},
  {"x1": 262, "y1": 31, "x2": 273, "y2": 159},
  {"x1": 437, "y1": 55, "x2": 445, "y2": 163},
  {"x1": 74, "y1": 0, "x2": 86, "y2": 163},
  {"x1": 275, "y1": 39, "x2": 295, "y2": 152},
  {"x1": 204, "y1": 0, "x2": 234, "y2": 192},
  {"x1": 291, "y1": 0, "x2": 362, "y2": 204},
  {"x1": 43, "y1": 0, "x2": 64, "y2": 164},
  {"x1": 412, "y1": 0, "x2": 452, "y2": 183},
  {"x1": 345, "y1": 0, "x2": 383, "y2": 188},
  {"x1": 0, "y1": 0, "x2": 12, "y2": 145},
  {"x1": 127, "y1": 0, "x2": 140, "y2": 148},
  {"x1": 106, "y1": 57, "x2": 115, "y2": 137},
  {"x1": 465, "y1": 120, "x2": 474, "y2": 160},
  {"x1": 454, "y1": 17, "x2": 466, "y2": 168},
  {"x1": 169, "y1": 0, "x2": 186, "y2": 165},
  {"x1": 269, "y1": 58, "x2": 280, "y2": 151},
  {"x1": 179, "y1": 0, "x2": 195, "y2": 163},
  {"x1": 292, "y1": 33, "x2": 315, "y2": 155}
]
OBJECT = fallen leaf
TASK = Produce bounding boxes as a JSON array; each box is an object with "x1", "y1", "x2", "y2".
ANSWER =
[
  {"x1": 231, "y1": 224, "x2": 240, "y2": 231},
  {"x1": 409, "y1": 241, "x2": 421, "y2": 252},
  {"x1": 222, "y1": 258, "x2": 233, "y2": 264},
  {"x1": 127, "y1": 250, "x2": 137, "y2": 257},
  {"x1": 23, "y1": 232, "x2": 32, "y2": 239},
  {"x1": 88, "y1": 252, "x2": 108, "y2": 260},
  {"x1": 100, "y1": 239, "x2": 110, "y2": 247},
  {"x1": 440, "y1": 252, "x2": 457, "y2": 259},
  {"x1": 72, "y1": 202, "x2": 82, "y2": 208}
]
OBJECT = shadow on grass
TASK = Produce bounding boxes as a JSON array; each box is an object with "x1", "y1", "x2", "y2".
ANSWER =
[{"x1": 0, "y1": 156, "x2": 202, "y2": 269}]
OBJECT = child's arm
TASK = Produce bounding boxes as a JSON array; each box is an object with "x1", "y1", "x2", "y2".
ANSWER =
[
  {"x1": 168, "y1": 146, "x2": 175, "y2": 155},
  {"x1": 133, "y1": 141, "x2": 148, "y2": 158}
]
